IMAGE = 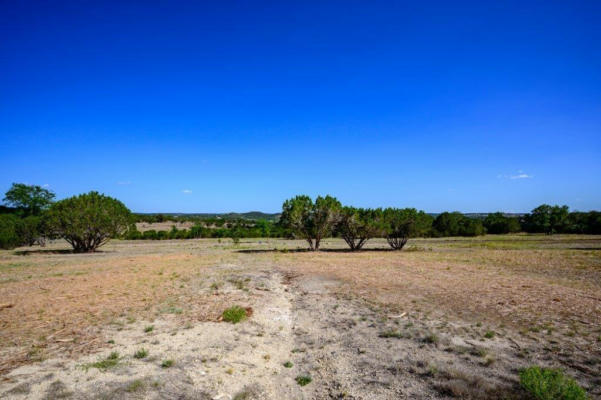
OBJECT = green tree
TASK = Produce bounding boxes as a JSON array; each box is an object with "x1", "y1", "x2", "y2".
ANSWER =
[
  {"x1": 3, "y1": 183, "x2": 55, "y2": 216},
  {"x1": 0, "y1": 214, "x2": 21, "y2": 249},
  {"x1": 15, "y1": 215, "x2": 46, "y2": 246},
  {"x1": 525, "y1": 204, "x2": 569, "y2": 234},
  {"x1": 382, "y1": 208, "x2": 432, "y2": 250},
  {"x1": 46, "y1": 191, "x2": 132, "y2": 252},
  {"x1": 483, "y1": 212, "x2": 521, "y2": 234},
  {"x1": 280, "y1": 195, "x2": 341, "y2": 250},
  {"x1": 433, "y1": 212, "x2": 485, "y2": 237},
  {"x1": 337, "y1": 207, "x2": 383, "y2": 250}
]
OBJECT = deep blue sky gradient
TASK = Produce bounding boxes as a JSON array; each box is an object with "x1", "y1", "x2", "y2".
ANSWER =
[{"x1": 1, "y1": 1, "x2": 600, "y2": 213}]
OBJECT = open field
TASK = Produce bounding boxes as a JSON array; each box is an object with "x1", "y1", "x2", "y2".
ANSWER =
[{"x1": 0, "y1": 235, "x2": 600, "y2": 399}]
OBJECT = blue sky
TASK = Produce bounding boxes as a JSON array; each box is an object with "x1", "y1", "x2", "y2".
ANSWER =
[{"x1": 1, "y1": 1, "x2": 600, "y2": 213}]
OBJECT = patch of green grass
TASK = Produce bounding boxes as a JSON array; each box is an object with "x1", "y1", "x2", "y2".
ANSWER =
[
  {"x1": 484, "y1": 330, "x2": 495, "y2": 339},
  {"x1": 133, "y1": 348, "x2": 148, "y2": 359},
  {"x1": 222, "y1": 306, "x2": 247, "y2": 324},
  {"x1": 161, "y1": 359, "x2": 174, "y2": 368},
  {"x1": 295, "y1": 375, "x2": 312, "y2": 386},
  {"x1": 83, "y1": 351, "x2": 120, "y2": 371},
  {"x1": 163, "y1": 306, "x2": 183, "y2": 314},
  {"x1": 233, "y1": 390, "x2": 251, "y2": 400},
  {"x1": 283, "y1": 361, "x2": 293, "y2": 368},
  {"x1": 519, "y1": 366, "x2": 587, "y2": 400},
  {"x1": 379, "y1": 330, "x2": 404, "y2": 339},
  {"x1": 423, "y1": 332, "x2": 439, "y2": 344},
  {"x1": 144, "y1": 325, "x2": 154, "y2": 333},
  {"x1": 125, "y1": 379, "x2": 145, "y2": 392}
]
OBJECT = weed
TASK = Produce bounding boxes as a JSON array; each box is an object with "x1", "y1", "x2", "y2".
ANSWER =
[
  {"x1": 107, "y1": 339, "x2": 115, "y2": 344},
  {"x1": 83, "y1": 352, "x2": 120, "y2": 371},
  {"x1": 519, "y1": 366, "x2": 587, "y2": 400},
  {"x1": 484, "y1": 330, "x2": 495, "y2": 339},
  {"x1": 134, "y1": 348, "x2": 148, "y2": 359},
  {"x1": 126, "y1": 379, "x2": 145, "y2": 392},
  {"x1": 161, "y1": 359, "x2": 174, "y2": 368},
  {"x1": 222, "y1": 306, "x2": 247, "y2": 323},
  {"x1": 423, "y1": 333, "x2": 439, "y2": 344},
  {"x1": 283, "y1": 361, "x2": 293, "y2": 368},
  {"x1": 379, "y1": 330, "x2": 404, "y2": 339},
  {"x1": 226, "y1": 368, "x2": 234, "y2": 374},
  {"x1": 144, "y1": 325, "x2": 154, "y2": 333},
  {"x1": 295, "y1": 375, "x2": 312, "y2": 386}
]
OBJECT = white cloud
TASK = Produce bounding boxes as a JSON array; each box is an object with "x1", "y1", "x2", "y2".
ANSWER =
[
  {"x1": 510, "y1": 173, "x2": 533, "y2": 179},
  {"x1": 117, "y1": 181, "x2": 132, "y2": 185},
  {"x1": 182, "y1": 189, "x2": 192, "y2": 194},
  {"x1": 498, "y1": 171, "x2": 533, "y2": 180},
  {"x1": 42, "y1": 183, "x2": 50, "y2": 188}
]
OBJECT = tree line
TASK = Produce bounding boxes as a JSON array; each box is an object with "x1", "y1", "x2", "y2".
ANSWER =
[{"x1": 1, "y1": 183, "x2": 600, "y2": 252}]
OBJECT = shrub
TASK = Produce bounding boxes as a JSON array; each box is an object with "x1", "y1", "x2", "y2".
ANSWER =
[
  {"x1": 280, "y1": 195, "x2": 341, "y2": 251},
  {"x1": 0, "y1": 214, "x2": 21, "y2": 249},
  {"x1": 222, "y1": 306, "x2": 248, "y2": 323},
  {"x1": 46, "y1": 191, "x2": 132, "y2": 252},
  {"x1": 336, "y1": 207, "x2": 382, "y2": 250},
  {"x1": 142, "y1": 230, "x2": 158, "y2": 240},
  {"x1": 16, "y1": 215, "x2": 45, "y2": 246},
  {"x1": 382, "y1": 208, "x2": 432, "y2": 250},
  {"x1": 295, "y1": 375, "x2": 312, "y2": 386},
  {"x1": 133, "y1": 348, "x2": 148, "y2": 359},
  {"x1": 519, "y1": 366, "x2": 587, "y2": 400}
]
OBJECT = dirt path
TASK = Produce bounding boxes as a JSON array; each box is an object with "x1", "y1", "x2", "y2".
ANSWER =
[{"x1": 1, "y1": 264, "x2": 597, "y2": 399}]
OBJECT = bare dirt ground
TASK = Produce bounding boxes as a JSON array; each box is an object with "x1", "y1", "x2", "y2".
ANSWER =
[{"x1": 0, "y1": 236, "x2": 600, "y2": 399}]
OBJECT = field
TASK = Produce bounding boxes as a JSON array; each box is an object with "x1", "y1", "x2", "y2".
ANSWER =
[{"x1": 1, "y1": 235, "x2": 600, "y2": 399}]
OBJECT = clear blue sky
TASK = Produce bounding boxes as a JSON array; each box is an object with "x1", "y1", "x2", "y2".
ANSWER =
[{"x1": 1, "y1": 1, "x2": 600, "y2": 213}]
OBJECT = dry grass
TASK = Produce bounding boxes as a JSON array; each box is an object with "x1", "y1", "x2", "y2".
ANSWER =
[
  {"x1": 270, "y1": 236, "x2": 601, "y2": 333},
  {"x1": 1, "y1": 235, "x2": 600, "y2": 377}
]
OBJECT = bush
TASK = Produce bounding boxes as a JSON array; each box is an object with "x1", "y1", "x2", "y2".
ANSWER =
[
  {"x1": 0, "y1": 214, "x2": 21, "y2": 249},
  {"x1": 519, "y1": 366, "x2": 587, "y2": 400},
  {"x1": 222, "y1": 306, "x2": 248, "y2": 323},
  {"x1": 46, "y1": 191, "x2": 132, "y2": 252},
  {"x1": 382, "y1": 208, "x2": 432, "y2": 250},
  {"x1": 336, "y1": 207, "x2": 382, "y2": 250},
  {"x1": 142, "y1": 229, "x2": 158, "y2": 240},
  {"x1": 16, "y1": 215, "x2": 45, "y2": 246},
  {"x1": 280, "y1": 195, "x2": 341, "y2": 251}
]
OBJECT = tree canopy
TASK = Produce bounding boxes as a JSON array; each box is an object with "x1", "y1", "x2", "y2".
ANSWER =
[
  {"x1": 3, "y1": 183, "x2": 55, "y2": 216},
  {"x1": 46, "y1": 191, "x2": 132, "y2": 252},
  {"x1": 280, "y1": 195, "x2": 341, "y2": 250}
]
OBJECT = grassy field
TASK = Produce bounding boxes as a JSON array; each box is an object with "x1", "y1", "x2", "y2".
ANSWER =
[{"x1": 0, "y1": 235, "x2": 600, "y2": 399}]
